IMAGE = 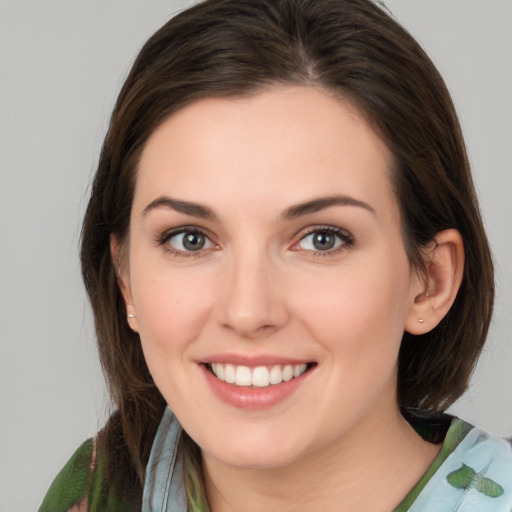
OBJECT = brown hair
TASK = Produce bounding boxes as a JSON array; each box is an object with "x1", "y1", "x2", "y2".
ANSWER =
[{"x1": 80, "y1": 0, "x2": 494, "y2": 501}]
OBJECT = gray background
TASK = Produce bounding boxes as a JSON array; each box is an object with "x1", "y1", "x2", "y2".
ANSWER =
[{"x1": 0, "y1": 1, "x2": 510, "y2": 510}]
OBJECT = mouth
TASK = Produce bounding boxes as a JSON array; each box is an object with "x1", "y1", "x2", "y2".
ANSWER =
[{"x1": 206, "y1": 362, "x2": 314, "y2": 388}]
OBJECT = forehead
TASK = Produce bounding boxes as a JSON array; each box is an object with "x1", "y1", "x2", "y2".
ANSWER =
[{"x1": 135, "y1": 85, "x2": 397, "y2": 221}]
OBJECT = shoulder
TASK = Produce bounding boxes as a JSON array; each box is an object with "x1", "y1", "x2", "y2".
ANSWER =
[
  {"x1": 39, "y1": 438, "x2": 139, "y2": 512},
  {"x1": 451, "y1": 421, "x2": 512, "y2": 479},
  {"x1": 438, "y1": 422, "x2": 512, "y2": 510},
  {"x1": 39, "y1": 439, "x2": 94, "y2": 512},
  {"x1": 400, "y1": 418, "x2": 512, "y2": 511},
  {"x1": 443, "y1": 419, "x2": 512, "y2": 471}
]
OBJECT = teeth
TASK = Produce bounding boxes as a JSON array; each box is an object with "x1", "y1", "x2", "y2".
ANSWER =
[
  {"x1": 209, "y1": 363, "x2": 308, "y2": 388},
  {"x1": 293, "y1": 364, "x2": 305, "y2": 377},
  {"x1": 269, "y1": 365, "x2": 283, "y2": 384},
  {"x1": 282, "y1": 365, "x2": 294, "y2": 382},
  {"x1": 235, "y1": 366, "x2": 252, "y2": 386},
  {"x1": 224, "y1": 364, "x2": 235, "y2": 384},
  {"x1": 252, "y1": 366, "x2": 270, "y2": 387}
]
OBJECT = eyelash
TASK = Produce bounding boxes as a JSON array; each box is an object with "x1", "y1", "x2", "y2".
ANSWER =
[
  {"x1": 156, "y1": 225, "x2": 354, "y2": 258},
  {"x1": 157, "y1": 227, "x2": 215, "y2": 257},
  {"x1": 293, "y1": 226, "x2": 354, "y2": 257}
]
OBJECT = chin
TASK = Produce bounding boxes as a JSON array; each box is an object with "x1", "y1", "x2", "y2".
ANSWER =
[
  {"x1": 198, "y1": 429, "x2": 312, "y2": 471},
  {"x1": 208, "y1": 449, "x2": 301, "y2": 471}
]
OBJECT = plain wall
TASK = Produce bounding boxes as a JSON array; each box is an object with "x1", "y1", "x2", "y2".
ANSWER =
[{"x1": 0, "y1": 1, "x2": 510, "y2": 510}]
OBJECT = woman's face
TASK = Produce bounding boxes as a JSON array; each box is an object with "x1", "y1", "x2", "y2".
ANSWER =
[{"x1": 120, "y1": 86, "x2": 424, "y2": 469}]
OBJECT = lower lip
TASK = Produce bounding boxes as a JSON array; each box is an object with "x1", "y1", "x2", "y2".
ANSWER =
[{"x1": 201, "y1": 364, "x2": 312, "y2": 410}]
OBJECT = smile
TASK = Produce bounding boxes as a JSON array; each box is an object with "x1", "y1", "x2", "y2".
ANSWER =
[{"x1": 208, "y1": 363, "x2": 309, "y2": 388}]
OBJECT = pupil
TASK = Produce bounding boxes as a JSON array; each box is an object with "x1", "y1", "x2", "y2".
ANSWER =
[
  {"x1": 183, "y1": 233, "x2": 205, "y2": 251},
  {"x1": 313, "y1": 232, "x2": 335, "y2": 250}
]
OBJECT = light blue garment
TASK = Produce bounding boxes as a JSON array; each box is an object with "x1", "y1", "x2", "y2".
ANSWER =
[
  {"x1": 407, "y1": 426, "x2": 512, "y2": 511},
  {"x1": 142, "y1": 407, "x2": 186, "y2": 512},
  {"x1": 142, "y1": 407, "x2": 512, "y2": 511}
]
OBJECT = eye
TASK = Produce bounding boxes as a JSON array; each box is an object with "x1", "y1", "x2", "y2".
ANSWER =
[
  {"x1": 162, "y1": 229, "x2": 214, "y2": 254},
  {"x1": 295, "y1": 227, "x2": 353, "y2": 253}
]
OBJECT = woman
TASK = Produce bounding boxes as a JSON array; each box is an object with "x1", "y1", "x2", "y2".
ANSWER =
[{"x1": 40, "y1": 0, "x2": 511, "y2": 510}]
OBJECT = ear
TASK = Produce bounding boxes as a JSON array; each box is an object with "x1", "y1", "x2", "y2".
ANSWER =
[
  {"x1": 405, "y1": 229, "x2": 464, "y2": 335},
  {"x1": 110, "y1": 234, "x2": 139, "y2": 332}
]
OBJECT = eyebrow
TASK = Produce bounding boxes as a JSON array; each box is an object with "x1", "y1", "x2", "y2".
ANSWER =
[
  {"x1": 142, "y1": 194, "x2": 375, "y2": 221},
  {"x1": 142, "y1": 196, "x2": 218, "y2": 220},
  {"x1": 281, "y1": 195, "x2": 376, "y2": 220}
]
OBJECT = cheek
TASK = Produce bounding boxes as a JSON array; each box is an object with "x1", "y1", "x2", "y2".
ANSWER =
[
  {"x1": 130, "y1": 264, "x2": 215, "y2": 364},
  {"x1": 291, "y1": 256, "x2": 411, "y2": 360}
]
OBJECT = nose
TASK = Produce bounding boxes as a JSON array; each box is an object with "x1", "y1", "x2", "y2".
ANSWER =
[{"x1": 218, "y1": 250, "x2": 289, "y2": 339}]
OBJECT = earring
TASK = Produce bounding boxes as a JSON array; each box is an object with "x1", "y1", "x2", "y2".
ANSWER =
[
  {"x1": 126, "y1": 305, "x2": 138, "y2": 332},
  {"x1": 418, "y1": 318, "x2": 425, "y2": 323},
  {"x1": 127, "y1": 304, "x2": 136, "y2": 321}
]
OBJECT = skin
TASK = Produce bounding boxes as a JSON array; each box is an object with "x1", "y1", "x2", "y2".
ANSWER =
[{"x1": 117, "y1": 86, "x2": 463, "y2": 511}]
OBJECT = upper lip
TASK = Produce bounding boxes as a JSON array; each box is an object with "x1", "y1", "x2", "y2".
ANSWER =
[{"x1": 201, "y1": 353, "x2": 314, "y2": 367}]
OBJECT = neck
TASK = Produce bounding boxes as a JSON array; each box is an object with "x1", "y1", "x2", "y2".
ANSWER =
[{"x1": 202, "y1": 404, "x2": 441, "y2": 512}]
